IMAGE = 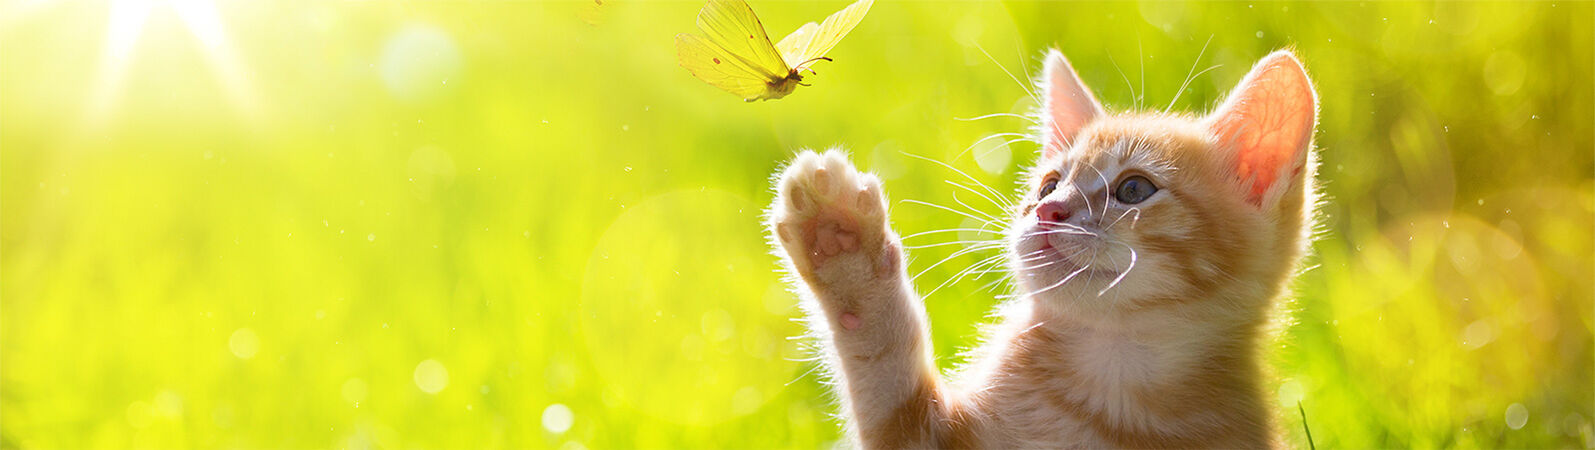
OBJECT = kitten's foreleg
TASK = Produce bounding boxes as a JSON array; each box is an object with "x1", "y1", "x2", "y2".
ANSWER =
[{"x1": 770, "y1": 150, "x2": 968, "y2": 448}]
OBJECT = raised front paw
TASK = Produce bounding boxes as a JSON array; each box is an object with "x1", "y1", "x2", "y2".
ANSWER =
[{"x1": 770, "y1": 150, "x2": 899, "y2": 284}]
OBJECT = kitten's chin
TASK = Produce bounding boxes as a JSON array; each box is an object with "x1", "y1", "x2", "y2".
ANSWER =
[{"x1": 1013, "y1": 242, "x2": 1118, "y2": 300}]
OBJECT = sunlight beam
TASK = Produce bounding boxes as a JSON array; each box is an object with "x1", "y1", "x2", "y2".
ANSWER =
[
  {"x1": 86, "y1": 0, "x2": 152, "y2": 126},
  {"x1": 173, "y1": 0, "x2": 259, "y2": 119},
  {"x1": 86, "y1": 0, "x2": 258, "y2": 128}
]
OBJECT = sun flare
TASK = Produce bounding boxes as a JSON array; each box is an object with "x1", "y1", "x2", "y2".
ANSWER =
[{"x1": 89, "y1": 0, "x2": 254, "y2": 125}]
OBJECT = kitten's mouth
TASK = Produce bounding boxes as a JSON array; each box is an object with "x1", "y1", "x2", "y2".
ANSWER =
[
  {"x1": 1042, "y1": 242, "x2": 1080, "y2": 265},
  {"x1": 1023, "y1": 234, "x2": 1113, "y2": 284},
  {"x1": 1031, "y1": 240, "x2": 1084, "y2": 272}
]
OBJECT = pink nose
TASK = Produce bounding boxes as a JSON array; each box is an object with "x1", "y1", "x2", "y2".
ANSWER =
[{"x1": 1036, "y1": 201, "x2": 1070, "y2": 225}]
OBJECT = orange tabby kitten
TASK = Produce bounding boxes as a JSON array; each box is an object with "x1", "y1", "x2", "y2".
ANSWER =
[{"x1": 768, "y1": 49, "x2": 1318, "y2": 448}]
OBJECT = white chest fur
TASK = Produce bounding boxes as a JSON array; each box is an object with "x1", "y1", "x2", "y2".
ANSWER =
[{"x1": 980, "y1": 311, "x2": 1236, "y2": 444}]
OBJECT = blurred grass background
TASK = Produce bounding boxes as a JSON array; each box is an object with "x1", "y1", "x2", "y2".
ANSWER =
[{"x1": 2, "y1": 0, "x2": 1591, "y2": 448}]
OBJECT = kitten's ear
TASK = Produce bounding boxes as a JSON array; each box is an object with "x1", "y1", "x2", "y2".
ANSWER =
[
  {"x1": 1040, "y1": 49, "x2": 1105, "y2": 158},
  {"x1": 1206, "y1": 50, "x2": 1318, "y2": 208}
]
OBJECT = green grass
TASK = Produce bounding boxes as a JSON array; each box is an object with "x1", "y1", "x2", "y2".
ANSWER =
[
  {"x1": 2, "y1": 1, "x2": 1590, "y2": 448},
  {"x1": 1300, "y1": 401, "x2": 1315, "y2": 450}
]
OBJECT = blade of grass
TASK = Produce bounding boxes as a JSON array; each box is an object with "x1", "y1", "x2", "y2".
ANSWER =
[{"x1": 1298, "y1": 400, "x2": 1316, "y2": 450}]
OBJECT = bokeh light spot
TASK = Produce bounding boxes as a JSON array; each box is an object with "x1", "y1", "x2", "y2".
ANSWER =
[
  {"x1": 701, "y1": 309, "x2": 735, "y2": 343},
  {"x1": 413, "y1": 359, "x2": 449, "y2": 394},
  {"x1": 228, "y1": 328, "x2": 258, "y2": 359},
  {"x1": 1483, "y1": 51, "x2": 1527, "y2": 96},
  {"x1": 542, "y1": 403, "x2": 574, "y2": 434},
  {"x1": 342, "y1": 378, "x2": 368, "y2": 406},
  {"x1": 1460, "y1": 319, "x2": 1497, "y2": 350},
  {"x1": 153, "y1": 390, "x2": 183, "y2": 418},
  {"x1": 378, "y1": 24, "x2": 462, "y2": 102},
  {"x1": 957, "y1": 216, "x2": 996, "y2": 244},
  {"x1": 763, "y1": 282, "x2": 798, "y2": 316},
  {"x1": 407, "y1": 146, "x2": 456, "y2": 200},
  {"x1": 1277, "y1": 379, "x2": 1304, "y2": 408},
  {"x1": 972, "y1": 134, "x2": 1012, "y2": 175},
  {"x1": 1507, "y1": 403, "x2": 1530, "y2": 430},
  {"x1": 869, "y1": 140, "x2": 907, "y2": 181},
  {"x1": 732, "y1": 386, "x2": 764, "y2": 415}
]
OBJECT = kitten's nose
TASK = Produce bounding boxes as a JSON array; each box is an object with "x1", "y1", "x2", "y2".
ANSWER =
[{"x1": 1036, "y1": 201, "x2": 1071, "y2": 225}]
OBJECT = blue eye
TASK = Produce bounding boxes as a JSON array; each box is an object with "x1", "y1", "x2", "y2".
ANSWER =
[
  {"x1": 1114, "y1": 176, "x2": 1157, "y2": 204},
  {"x1": 1038, "y1": 179, "x2": 1059, "y2": 199}
]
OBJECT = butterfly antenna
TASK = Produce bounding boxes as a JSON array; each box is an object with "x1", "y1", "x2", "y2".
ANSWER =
[{"x1": 794, "y1": 56, "x2": 833, "y2": 72}]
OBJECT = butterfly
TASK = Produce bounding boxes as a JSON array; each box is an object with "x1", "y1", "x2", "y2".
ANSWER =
[{"x1": 676, "y1": 0, "x2": 872, "y2": 102}]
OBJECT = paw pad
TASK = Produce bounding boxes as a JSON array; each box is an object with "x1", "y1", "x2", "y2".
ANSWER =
[{"x1": 771, "y1": 150, "x2": 889, "y2": 274}]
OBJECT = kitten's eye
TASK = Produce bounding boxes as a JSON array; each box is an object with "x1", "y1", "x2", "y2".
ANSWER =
[
  {"x1": 1038, "y1": 179, "x2": 1059, "y2": 199},
  {"x1": 1114, "y1": 176, "x2": 1157, "y2": 204}
]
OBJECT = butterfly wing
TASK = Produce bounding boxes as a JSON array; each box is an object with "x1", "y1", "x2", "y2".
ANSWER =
[
  {"x1": 695, "y1": 0, "x2": 790, "y2": 78},
  {"x1": 776, "y1": 22, "x2": 819, "y2": 65},
  {"x1": 676, "y1": 33, "x2": 775, "y2": 100},
  {"x1": 780, "y1": 0, "x2": 872, "y2": 68}
]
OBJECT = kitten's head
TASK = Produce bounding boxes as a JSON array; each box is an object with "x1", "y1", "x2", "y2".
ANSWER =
[{"x1": 1009, "y1": 49, "x2": 1319, "y2": 318}]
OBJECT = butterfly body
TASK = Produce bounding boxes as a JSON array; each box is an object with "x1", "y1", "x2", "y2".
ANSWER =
[
  {"x1": 752, "y1": 57, "x2": 831, "y2": 101},
  {"x1": 762, "y1": 73, "x2": 802, "y2": 101},
  {"x1": 677, "y1": 0, "x2": 870, "y2": 101}
]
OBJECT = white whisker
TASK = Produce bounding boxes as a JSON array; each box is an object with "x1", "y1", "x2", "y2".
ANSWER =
[
  {"x1": 951, "y1": 191, "x2": 1005, "y2": 224},
  {"x1": 1104, "y1": 207, "x2": 1142, "y2": 231},
  {"x1": 1027, "y1": 221, "x2": 1095, "y2": 236},
  {"x1": 899, "y1": 199, "x2": 1004, "y2": 229},
  {"x1": 785, "y1": 361, "x2": 826, "y2": 387},
  {"x1": 1017, "y1": 254, "x2": 1075, "y2": 271},
  {"x1": 1164, "y1": 35, "x2": 1215, "y2": 113},
  {"x1": 904, "y1": 241, "x2": 1004, "y2": 250},
  {"x1": 911, "y1": 240, "x2": 1007, "y2": 282},
  {"x1": 1098, "y1": 241, "x2": 1139, "y2": 296},
  {"x1": 922, "y1": 253, "x2": 1009, "y2": 300},
  {"x1": 1013, "y1": 261, "x2": 1092, "y2": 299},
  {"x1": 1014, "y1": 249, "x2": 1061, "y2": 264},
  {"x1": 1073, "y1": 159, "x2": 1112, "y2": 219},
  {"x1": 900, "y1": 151, "x2": 1011, "y2": 206},
  {"x1": 955, "y1": 132, "x2": 1030, "y2": 162},
  {"x1": 1137, "y1": 36, "x2": 1146, "y2": 111},
  {"x1": 900, "y1": 228, "x2": 1004, "y2": 241},
  {"x1": 976, "y1": 274, "x2": 1013, "y2": 294},
  {"x1": 955, "y1": 112, "x2": 1037, "y2": 123},
  {"x1": 975, "y1": 43, "x2": 1042, "y2": 106},
  {"x1": 945, "y1": 180, "x2": 1015, "y2": 213},
  {"x1": 1106, "y1": 51, "x2": 1140, "y2": 111}
]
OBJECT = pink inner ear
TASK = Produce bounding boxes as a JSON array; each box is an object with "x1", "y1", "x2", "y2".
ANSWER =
[{"x1": 1209, "y1": 53, "x2": 1317, "y2": 205}]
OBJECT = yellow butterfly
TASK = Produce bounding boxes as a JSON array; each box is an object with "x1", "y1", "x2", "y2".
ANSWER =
[{"x1": 676, "y1": 0, "x2": 873, "y2": 102}]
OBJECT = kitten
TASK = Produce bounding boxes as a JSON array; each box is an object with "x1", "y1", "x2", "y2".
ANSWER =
[{"x1": 768, "y1": 49, "x2": 1318, "y2": 448}]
